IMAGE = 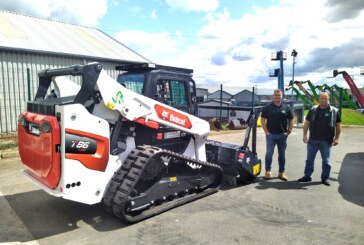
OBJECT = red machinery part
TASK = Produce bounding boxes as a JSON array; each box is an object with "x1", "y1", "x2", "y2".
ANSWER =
[
  {"x1": 18, "y1": 112, "x2": 61, "y2": 189},
  {"x1": 342, "y1": 72, "x2": 364, "y2": 108}
]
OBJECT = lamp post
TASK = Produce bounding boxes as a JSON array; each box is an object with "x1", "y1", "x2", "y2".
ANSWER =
[{"x1": 291, "y1": 49, "x2": 298, "y2": 101}]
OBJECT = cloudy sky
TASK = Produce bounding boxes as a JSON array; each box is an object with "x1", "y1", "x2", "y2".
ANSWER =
[{"x1": 1, "y1": 0, "x2": 364, "y2": 94}]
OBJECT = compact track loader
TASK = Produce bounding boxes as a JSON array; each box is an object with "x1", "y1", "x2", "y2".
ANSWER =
[{"x1": 18, "y1": 62, "x2": 261, "y2": 223}]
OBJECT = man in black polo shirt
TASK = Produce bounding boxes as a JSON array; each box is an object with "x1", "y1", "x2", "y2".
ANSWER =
[
  {"x1": 261, "y1": 89, "x2": 294, "y2": 181},
  {"x1": 298, "y1": 92, "x2": 341, "y2": 186}
]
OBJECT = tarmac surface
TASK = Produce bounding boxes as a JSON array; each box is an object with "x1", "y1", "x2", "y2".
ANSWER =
[{"x1": 0, "y1": 127, "x2": 363, "y2": 245}]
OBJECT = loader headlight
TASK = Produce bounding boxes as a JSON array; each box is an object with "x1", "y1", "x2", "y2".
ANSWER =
[
  {"x1": 18, "y1": 114, "x2": 27, "y2": 127},
  {"x1": 40, "y1": 121, "x2": 52, "y2": 134}
]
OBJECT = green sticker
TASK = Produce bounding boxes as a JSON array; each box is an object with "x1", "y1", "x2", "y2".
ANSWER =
[{"x1": 112, "y1": 91, "x2": 124, "y2": 104}]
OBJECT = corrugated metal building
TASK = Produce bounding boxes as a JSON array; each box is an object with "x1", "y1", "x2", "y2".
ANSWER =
[
  {"x1": 197, "y1": 100, "x2": 230, "y2": 121},
  {"x1": 232, "y1": 89, "x2": 260, "y2": 106},
  {"x1": 196, "y1": 88, "x2": 208, "y2": 102},
  {"x1": 208, "y1": 90, "x2": 232, "y2": 101},
  {"x1": 0, "y1": 11, "x2": 149, "y2": 133}
]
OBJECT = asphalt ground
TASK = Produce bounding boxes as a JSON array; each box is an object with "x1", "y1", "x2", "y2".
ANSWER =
[{"x1": 0, "y1": 127, "x2": 363, "y2": 245}]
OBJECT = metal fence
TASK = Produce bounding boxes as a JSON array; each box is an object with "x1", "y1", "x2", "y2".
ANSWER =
[{"x1": 1, "y1": 67, "x2": 35, "y2": 133}]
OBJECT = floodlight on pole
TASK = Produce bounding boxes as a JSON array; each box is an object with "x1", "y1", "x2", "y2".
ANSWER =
[
  {"x1": 291, "y1": 49, "x2": 298, "y2": 100},
  {"x1": 270, "y1": 51, "x2": 287, "y2": 97}
]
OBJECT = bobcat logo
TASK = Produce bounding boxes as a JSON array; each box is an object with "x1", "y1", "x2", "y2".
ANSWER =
[{"x1": 161, "y1": 110, "x2": 169, "y2": 119}]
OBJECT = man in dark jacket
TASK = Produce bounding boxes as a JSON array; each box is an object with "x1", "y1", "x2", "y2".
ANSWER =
[
  {"x1": 261, "y1": 89, "x2": 294, "y2": 181},
  {"x1": 298, "y1": 92, "x2": 341, "y2": 186}
]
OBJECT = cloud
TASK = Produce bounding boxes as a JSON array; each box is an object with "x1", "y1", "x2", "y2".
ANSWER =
[
  {"x1": 114, "y1": 30, "x2": 179, "y2": 61},
  {"x1": 111, "y1": 0, "x2": 364, "y2": 91},
  {"x1": 151, "y1": 9, "x2": 158, "y2": 19},
  {"x1": 169, "y1": 0, "x2": 364, "y2": 90},
  {"x1": 165, "y1": 0, "x2": 219, "y2": 12},
  {"x1": 231, "y1": 53, "x2": 253, "y2": 62},
  {"x1": 211, "y1": 52, "x2": 226, "y2": 66},
  {"x1": 298, "y1": 38, "x2": 364, "y2": 73},
  {"x1": 0, "y1": 0, "x2": 108, "y2": 26},
  {"x1": 325, "y1": 0, "x2": 364, "y2": 23},
  {"x1": 262, "y1": 37, "x2": 290, "y2": 50}
]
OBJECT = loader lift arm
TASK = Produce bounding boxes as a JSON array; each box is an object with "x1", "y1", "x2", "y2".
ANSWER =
[
  {"x1": 290, "y1": 80, "x2": 319, "y2": 105},
  {"x1": 315, "y1": 84, "x2": 339, "y2": 104},
  {"x1": 332, "y1": 70, "x2": 364, "y2": 108},
  {"x1": 286, "y1": 83, "x2": 313, "y2": 107},
  {"x1": 305, "y1": 80, "x2": 319, "y2": 102},
  {"x1": 331, "y1": 84, "x2": 358, "y2": 109}
]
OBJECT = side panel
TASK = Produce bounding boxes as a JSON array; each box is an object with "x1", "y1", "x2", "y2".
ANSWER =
[{"x1": 57, "y1": 104, "x2": 122, "y2": 204}]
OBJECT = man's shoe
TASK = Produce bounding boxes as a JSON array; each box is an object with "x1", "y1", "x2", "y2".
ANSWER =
[
  {"x1": 264, "y1": 171, "x2": 272, "y2": 179},
  {"x1": 322, "y1": 180, "x2": 330, "y2": 186},
  {"x1": 298, "y1": 176, "x2": 312, "y2": 182},
  {"x1": 278, "y1": 172, "x2": 288, "y2": 181}
]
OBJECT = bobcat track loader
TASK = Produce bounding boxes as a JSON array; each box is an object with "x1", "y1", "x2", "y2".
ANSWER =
[{"x1": 18, "y1": 62, "x2": 261, "y2": 223}]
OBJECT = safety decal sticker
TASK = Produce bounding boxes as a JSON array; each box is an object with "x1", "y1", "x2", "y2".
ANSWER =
[{"x1": 112, "y1": 90, "x2": 124, "y2": 104}]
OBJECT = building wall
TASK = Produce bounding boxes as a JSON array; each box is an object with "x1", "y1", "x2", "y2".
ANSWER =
[
  {"x1": 196, "y1": 88, "x2": 208, "y2": 103},
  {"x1": 232, "y1": 90, "x2": 259, "y2": 103},
  {"x1": 197, "y1": 100, "x2": 229, "y2": 121},
  {"x1": 208, "y1": 90, "x2": 232, "y2": 101},
  {"x1": 0, "y1": 51, "x2": 122, "y2": 133}
]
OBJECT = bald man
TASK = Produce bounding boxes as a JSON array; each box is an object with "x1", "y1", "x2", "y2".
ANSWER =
[{"x1": 298, "y1": 92, "x2": 341, "y2": 186}]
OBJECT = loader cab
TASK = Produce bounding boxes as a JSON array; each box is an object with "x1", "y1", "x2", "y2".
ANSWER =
[
  {"x1": 115, "y1": 62, "x2": 198, "y2": 154},
  {"x1": 116, "y1": 63, "x2": 198, "y2": 115}
]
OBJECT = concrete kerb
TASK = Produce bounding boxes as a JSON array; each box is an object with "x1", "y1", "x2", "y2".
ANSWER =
[
  {"x1": 208, "y1": 129, "x2": 247, "y2": 136},
  {"x1": 341, "y1": 125, "x2": 364, "y2": 128},
  {"x1": 0, "y1": 150, "x2": 19, "y2": 159}
]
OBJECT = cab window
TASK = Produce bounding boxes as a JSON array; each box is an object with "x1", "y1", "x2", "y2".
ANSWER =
[
  {"x1": 117, "y1": 74, "x2": 144, "y2": 94},
  {"x1": 154, "y1": 79, "x2": 187, "y2": 106}
]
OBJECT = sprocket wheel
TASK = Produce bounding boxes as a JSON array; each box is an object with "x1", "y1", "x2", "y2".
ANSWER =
[{"x1": 140, "y1": 157, "x2": 163, "y2": 181}]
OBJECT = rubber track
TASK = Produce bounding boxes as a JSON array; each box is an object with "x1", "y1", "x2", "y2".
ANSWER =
[
  {"x1": 103, "y1": 144, "x2": 222, "y2": 223},
  {"x1": 102, "y1": 145, "x2": 151, "y2": 213}
]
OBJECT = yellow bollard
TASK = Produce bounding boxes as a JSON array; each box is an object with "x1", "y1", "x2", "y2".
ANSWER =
[{"x1": 256, "y1": 117, "x2": 262, "y2": 127}]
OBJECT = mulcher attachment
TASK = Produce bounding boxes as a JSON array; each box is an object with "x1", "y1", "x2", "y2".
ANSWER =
[
  {"x1": 206, "y1": 141, "x2": 261, "y2": 186},
  {"x1": 103, "y1": 145, "x2": 222, "y2": 223},
  {"x1": 206, "y1": 109, "x2": 261, "y2": 186}
]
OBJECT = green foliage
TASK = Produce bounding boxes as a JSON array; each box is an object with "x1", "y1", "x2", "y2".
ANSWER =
[
  {"x1": 0, "y1": 141, "x2": 18, "y2": 150},
  {"x1": 341, "y1": 109, "x2": 364, "y2": 125}
]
